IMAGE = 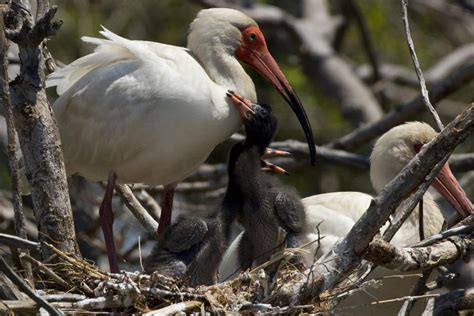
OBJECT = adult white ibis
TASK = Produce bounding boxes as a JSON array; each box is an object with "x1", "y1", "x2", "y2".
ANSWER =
[
  {"x1": 219, "y1": 122, "x2": 473, "y2": 284},
  {"x1": 300, "y1": 121, "x2": 472, "y2": 261},
  {"x1": 291, "y1": 122, "x2": 473, "y2": 315},
  {"x1": 46, "y1": 8, "x2": 316, "y2": 273}
]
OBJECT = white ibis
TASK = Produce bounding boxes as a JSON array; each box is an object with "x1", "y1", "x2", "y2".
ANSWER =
[
  {"x1": 288, "y1": 122, "x2": 473, "y2": 315},
  {"x1": 219, "y1": 122, "x2": 473, "y2": 284},
  {"x1": 300, "y1": 121, "x2": 472, "y2": 261},
  {"x1": 46, "y1": 8, "x2": 316, "y2": 273}
]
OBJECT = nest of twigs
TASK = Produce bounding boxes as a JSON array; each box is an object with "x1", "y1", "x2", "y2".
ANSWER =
[{"x1": 2, "y1": 243, "x2": 326, "y2": 315}]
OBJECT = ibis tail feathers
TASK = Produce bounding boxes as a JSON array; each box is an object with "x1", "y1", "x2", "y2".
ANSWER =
[{"x1": 46, "y1": 26, "x2": 172, "y2": 95}]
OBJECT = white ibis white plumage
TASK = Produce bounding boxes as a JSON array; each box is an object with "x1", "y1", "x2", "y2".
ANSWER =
[
  {"x1": 301, "y1": 121, "x2": 472, "y2": 260},
  {"x1": 220, "y1": 122, "x2": 473, "y2": 284},
  {"x1": 46, "y1": 8, "x2": 316, "y2": 272}
]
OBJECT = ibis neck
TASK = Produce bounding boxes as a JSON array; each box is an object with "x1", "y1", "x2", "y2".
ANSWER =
[
  {"x1": 199, "y1": 46, "x2": 257, "y2": 102},
  {"x1": 399, "y1": 191, "x2": 444, "y2": 237}
]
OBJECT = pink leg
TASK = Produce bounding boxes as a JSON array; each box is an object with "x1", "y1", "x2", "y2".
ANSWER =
[
  {"x1": 99, "y1": 172, "x2": 119, "y2": 273},
  {"x1": 157, "y1": 183, "x2": 177, "y2": 235}
]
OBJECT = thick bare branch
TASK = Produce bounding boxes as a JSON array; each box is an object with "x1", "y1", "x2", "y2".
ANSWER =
[
  {"x1": 271, "y1": 104, "x2": 473, "y2": 305},
  {"x1": 364, "y1": 234, "x2": 472, "y2": 271},
  {"x1": 6, "y1": 1, "x2": 79, "y2": 257},
  {"x1": 0, "y1": 5, "x2": 32, "y2": 283},
  {"x1": 330, "y1": 61, "x2": 474, "y2": 150}
]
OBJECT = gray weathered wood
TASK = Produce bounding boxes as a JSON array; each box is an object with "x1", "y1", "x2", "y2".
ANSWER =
[
  {"x1": 271, "y1": 104, "x2": 473, "y2": 305},
  {"x1": 365, "y1": 234, "x2": 472, "y2": 271},
  {"x1": 0, "y1": 2, "x2": 33, "y2": 285},
  {"x1": 6, "y1": 0, "x2": 79, "y2": 257}
]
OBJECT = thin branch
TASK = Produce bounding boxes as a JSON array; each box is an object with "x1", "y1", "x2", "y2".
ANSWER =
[
  {"x1": 412, "y1": 223, "x2": 473, "y2": 247},
  {"x1": 19, "y1": 253, "x2": 69, "y2": 290},
  {"x1": 346, "y1": 0, "x2": 381, "y2": 82},
  {"x1": 0, "y1": 233, "x2": 40, "y2": 252},
  {"x1": 134, "y1": 189, "x2": 161, "y2": 222},
  {"x1": 133, "y1": 179, "x2": 227, "y2": 195},
  {"x1": 0, "y1": 256, "x2": 63, "y2": 315},
  {"x1": 115, "y1": 184, "x2": 159, "y2": 236},
  {"x1": 418, "y1": 200, "x2": 425, "y2": 240},
  {"x1": 401, "y1": 0, "x2": 444, "y2": 131}
]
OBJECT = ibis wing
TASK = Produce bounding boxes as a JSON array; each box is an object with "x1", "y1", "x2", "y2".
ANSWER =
[
  {"x1": 273, "y1": 191, "x2": 306, "y2": 233},
  {"x1": 47, "y1": 26, "x2": 194, "y2": 95}
]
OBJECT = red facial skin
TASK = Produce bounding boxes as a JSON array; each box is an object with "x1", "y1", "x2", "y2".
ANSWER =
[
  {"x1": 235, "y1": 26, "x2": 295, "y2": 101},
  {"x1": 235, "y1": 26, "x2": 317, "y2": 166}
]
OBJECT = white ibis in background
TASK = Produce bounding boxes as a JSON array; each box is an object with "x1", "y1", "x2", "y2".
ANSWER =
[
  {"x1": 289, "y1": 122, "x2": 473, "y2": 315},
  {"x1": 46, "y1": 8, "x2": 316, "y2": 273},
  {"x1": 219, "y1": 122, "x2": 473, "y2": 286}
]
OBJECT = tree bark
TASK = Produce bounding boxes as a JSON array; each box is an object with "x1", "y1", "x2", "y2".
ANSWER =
[
  {"x1": 6, "y1": 0, "x2": 80, "y2": 257},
  {"x1": 270, "y1": 104, "x2": 473, "y2": 306},
  {"x1": 364, "y1": 234, "x2": 472, "y2": 271}
]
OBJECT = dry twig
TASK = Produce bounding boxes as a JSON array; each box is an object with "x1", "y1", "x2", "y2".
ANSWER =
[
  {"x1": 0, "y1": 256, "x2": 63, "y2": 315},
  {"x1": 115, "y1": 184, "x2": 159, "y2": 236},
  {"x1": 401, "y1": 0, "x2": 444, "y2": 131}
]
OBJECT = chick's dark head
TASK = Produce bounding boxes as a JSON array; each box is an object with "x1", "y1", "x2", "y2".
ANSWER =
[{"x1": 244, "y1": 103, "x2": 277, "y2": 152}]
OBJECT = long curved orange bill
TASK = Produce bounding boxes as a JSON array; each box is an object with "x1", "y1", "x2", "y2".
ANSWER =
[
  {"x1": 237, "y1": 37, "x2": 316, "y2": 165},
  {"x1": 431, "y1": 162, "x2": 473, "y2": 218}
]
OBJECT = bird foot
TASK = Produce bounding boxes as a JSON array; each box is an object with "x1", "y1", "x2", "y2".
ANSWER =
[{"x1": 226, "y1": 90, "x2": 255, "y2": 120}]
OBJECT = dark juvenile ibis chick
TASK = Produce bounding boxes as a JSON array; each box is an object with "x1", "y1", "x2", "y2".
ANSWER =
[
  {"x1": 144, "y1": 215, "x2": 225, "y2": 286},
  {"x1": 222, "y1": 91, "x2": 307, "y2": 272},
  {"x1": 145, "y1": 92, "x2": 304, "y2": 285}
]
